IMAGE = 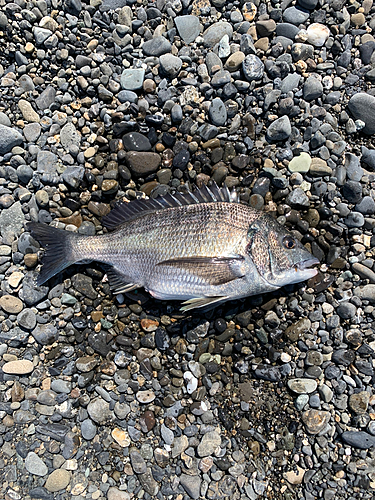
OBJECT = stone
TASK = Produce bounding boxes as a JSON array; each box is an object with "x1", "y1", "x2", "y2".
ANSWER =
[
  {"x1": 32, "y1": 324, "x2": 58, "y2": 345},
  {"x1": 87, "y1": 398, "x2": 112, "y2": 424},
  {"x1": 62, "y1": 166, "x2": 85, "y2": 189},
  {"x1": 197, "y1": 431, "x2": 221, "y2": 457},
  {"x1": 203, "y1": 22, "x2": 233, "y2": 48},
  {"x1": 355, "y1": 196, "x2": 375, "y2": 214},
  {"x1": 37, "y1": 151, "x2": 59, "y2": 184},
  {"x1": 288, "y1": 152, "x2": 311, "y2": 172},
  {"x1": 242, "y1": 54, "x2": 264, "y2": 81},
  {"x1": 2, "y1": 359, "x2": 33, "y2": 375},
  {"x1": 25, "y1": 452, "x2": 48, "y2": 476},
  {"x1": 352, "y1": 263, "x2": 375, "y2": 283},
  {"x1": 180, "y1": 473, "x2": 201, "y2": 499},
  {"x1": 60, "y1": 122, "x2": 80, "y2": 149},
  {"x1": 283, "y1": 7, "x2": 309, "y2": 25},
  {"x1": 224, "y1": 51, "x2": 245, "y2": 72},
  {"x1": 288, "y1": 379, "x2": 317, "y2": 394},
  {"x1": 342, "y1": 181, "x2": 362, "y2": 203},
  {"x1": 302, "y1": 410, "x2": 330, "y2": 434},
  {"x1": 23, "y1": 123, "x2": 41, "y2": 142},
  {"x1": 130, "y1": 450, "x2": 147, "y2": 473},
  {"x1": 142, "y1": 36, "x2": 171, "y2": 56},
  {"x1": 45, "y1": 469, "x2": 71, "y2": 492},
  {"x1": 159, "y1": 54, "x2": 182, "y2": 78},
  {"x1": 349, "y1": 391, "x2": 370, "y2": 414},
  {"x1": 0, "y1": 295, "x2": 23, "y2": 313},
  {"x1": 36, "y1": 86, "x2": 56, "y2": 110},
  {"x1": 122, "y1": 132, "x2": 151, "y2": 152},
  {"x1": 284, "y1": 466, "x2": 306, "y2": 485},
  {"x1": 111, "y1": 428, "x2": 131, "y2": 447},
  {"x1": 208, "y1": 98, "x2": 227, "y2": 126},
  {"x1": 81, "y1": 419, "x2": 97, "y2": 440},
  {"x1": 0, "y1": 124, "x2": 23, "y2": 154},
  {"x1": 307, "y1": 23, "x2": 330, "y2": 47},
  {"x1": 18, "y1": 100, "x2": 40, "y2": 122},
  {"x1": 136, "y1": 390, "x2": 155, "y2": 404},
  {"x1": 120, "y1": 69, "x2": 145, "y2": 90},
  {"x1": 107, "y1": 487, "x2": 131, "y2": 500},
  {"x1": 303, "y1": 76, "x2": 323, "y2": 101},
  {"x1": 125, "y1": 152, "x2": 161, "y2": 176},
  {"x1": 175, "y1": 15, "x2": 200, "y2": 43},
  {"x1": 354, "y1": 285, "x2": 375, "y2": 302},
  {"x1": 341, "y1": 431, "x2": 375, "y2": 449},
  {"x1": 348, "y1": 93, "x2": 375, "y2": 135},
  {"x1": 266, "y1": 116, "x2": 291, "y2": 141}
]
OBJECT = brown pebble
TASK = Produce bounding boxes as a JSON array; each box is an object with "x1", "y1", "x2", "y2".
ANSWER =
[
  {"x1": 143, "y1": 78, "x2": 156, "y2": 92},
  {"x1": 24, "y1": 253, "x2": 38, "y2": 267},
  {"x1": 59, "y1": 213, "x2": 82, "y2": 227},
  {"x1": 0, "y1": 295, "x2": 24, "y2": 314}
]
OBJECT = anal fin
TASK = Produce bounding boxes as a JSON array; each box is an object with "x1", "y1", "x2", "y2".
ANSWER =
[
  {"x1": 102, "y1": 265, "x2": 140, "y2": 294},
  {"x1": 180, "y1": 296, "x2": 229, "y2": 312}
]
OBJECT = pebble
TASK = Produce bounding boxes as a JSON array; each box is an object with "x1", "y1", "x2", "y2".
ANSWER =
[
  {"x1": 288, "y1": 379, "x2": 317, "y2": 394},
  {"x1": 0, "y1": 124, "x2": 23, "y2": 154},
  {"x1": 302, "y1": 410, "x2": 330, "y2": 434},
  {"x1": 203, "y1": 22, "x2": 233, "y2": 48},
  {"x1": 197, "y1": 431, "x2": 221, "y2": 457},
  {"x1": 341, "y1": 431, "x2": 375, "y2": 449},
  {"x1": 0, "y1": 295, "x2": 23, "y2": 314},
  {"x1": 348, "y1": 93, "x2": 375, "y2": 134},
  {"x1": 175, "y1": 15, "x2": 201, "y2": 44},
  {"x1": 307, "y1": 23, "x2": 330, "y2": 47},
  {"x1": 44, "y1": 469, "x2": 71, "y2": 492},
  {"x1": 25, "y1": 452, "x2": 48, "y2": 476},
  {"x1": 2, "y1": 359, "x2": 33, "y2": 375},
  {"x1": 120, "y1": 69, "x2": 145, "y2": 90},
  {"x1": 266, "y1": 116, "x2": 291, "y2": 141},
  {"x1": 208, "y1": 98, "x2": 227, "y2": 126},
  {"x1": 159, "y1": 54, "x2": 182, "y2": 78},
  {"x1": 242, "y1": 54, "x2": 264, "y2": 81},
  {"x1": 288, "y1": 152, "x2": 311, "y2": 173},
  {"x1": 142, "y1": 36, "x2": 172, "y2": 57}
]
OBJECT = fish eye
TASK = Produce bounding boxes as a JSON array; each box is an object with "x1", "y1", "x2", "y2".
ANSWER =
[{"x1": 283, "y1": 236, "x2": 296, "y2": 249}]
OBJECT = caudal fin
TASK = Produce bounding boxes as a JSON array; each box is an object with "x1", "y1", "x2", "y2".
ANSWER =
[{"x1": 26, "y1": 222, "x2": 80, "y2": 285}]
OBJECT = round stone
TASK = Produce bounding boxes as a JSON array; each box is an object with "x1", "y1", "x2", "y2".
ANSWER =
[
  {"x1": 302, "y1": 410, "x2": 330, "y2": 435},
  {"x1": 136, "y1": 390, "x2": 155, "y2": 404},
  {"x1": 0, "y1": 295, "x2": 23, "y2": 314},
  {"x1": 45, "y1": 469, "x2": 71, "y2": 493},
  {"x1": 306, "y1": 23, "x2": 330, "y2": 47}
]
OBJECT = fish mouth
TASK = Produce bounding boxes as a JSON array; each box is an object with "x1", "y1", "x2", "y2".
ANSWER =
[{"x1": 297, "y1": 257, "x2": 320, "y2": 271}]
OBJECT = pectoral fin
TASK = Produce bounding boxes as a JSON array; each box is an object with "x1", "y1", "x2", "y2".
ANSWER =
[
  {"x1": 156, "y1": 256, "x2": 245, "y2": 286},
  {"x1": 102, "y1": 265, "x2": 140, "y2": 294},
  {"x1": 180, "y1": 296, "x2": 230, "y2": 312}
]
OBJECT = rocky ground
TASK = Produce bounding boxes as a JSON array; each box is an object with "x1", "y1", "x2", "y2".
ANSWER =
[{"x1": 1, "y1": 0, "x2": 375, "y2": 499}]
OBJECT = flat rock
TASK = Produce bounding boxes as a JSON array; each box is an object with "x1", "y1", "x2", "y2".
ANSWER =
[
  {"x1": 25, "y1": 452, "x2": 48, "y2": 476},
  {"x1": 120, "y1": 69, "x2": 145, "y2": 90},
  {"x1": 242, "y1": 54, "x2": 264, "y2": 81},
  {"x1": 35, "y1": 85, "x2": 56, "y2": 110},
  {"x1": 87, "y1": 397, "x2": 113, "y2": 423},
  {"x1": 288, "y1": 152, "x2": 311, "y2": 172},
  {"x1": 354, "y1": 284, "x2": 375, "y2": 302},
  {"x1": 60, "y1": 122, "x2": 80, "y2": 149},
  {"x1": 0, "y1": 124, "x2": 23, "y2": 154},
  {"x1": 175, "y1": 15, "x2": 201, "y2": 43},
  {"x1": 107, "y1": 487, "x2": 131, "y2": 500},
  {"x1": 341, "y1": 431, "x2": 375, "y2": 449},
  {"x1": 2, "y1": 359, "x2": 33, "y2": 375},
  {"x1": 125, "y1": 151, "x2": 161, "y2": 176},
  {"x1": 180, "y1": 473, "x2": 201, "y2": 499},
  {"x1": 208, "y1": 97, "x2": 227, "y2": 126}
]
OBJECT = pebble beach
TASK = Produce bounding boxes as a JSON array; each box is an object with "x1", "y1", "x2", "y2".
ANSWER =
[{"x1": 1, "y1": 0, "x2": 375, "y2": 499}]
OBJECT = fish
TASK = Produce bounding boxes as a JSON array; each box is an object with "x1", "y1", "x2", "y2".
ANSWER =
[{"x1": 27, "y1": 182, "x2": 319, "y2": 312}]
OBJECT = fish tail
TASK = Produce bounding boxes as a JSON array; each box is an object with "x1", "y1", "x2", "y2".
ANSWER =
[{"x1": 26, "y1": 222, "x2": 83, "y2": 286}]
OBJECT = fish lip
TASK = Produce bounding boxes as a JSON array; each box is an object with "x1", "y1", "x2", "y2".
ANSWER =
[{"x1": 297, "y1": 257, "x2": 320, "y2": 271}]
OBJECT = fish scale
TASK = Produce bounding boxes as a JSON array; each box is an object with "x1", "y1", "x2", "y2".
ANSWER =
[{"x1": 27, "y1": 182, "x2": 319, "y2": 311}]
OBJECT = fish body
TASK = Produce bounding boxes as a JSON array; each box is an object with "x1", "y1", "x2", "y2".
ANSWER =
[{"x1": 27, "y1": 183, "x2": 319, "y2": 311}]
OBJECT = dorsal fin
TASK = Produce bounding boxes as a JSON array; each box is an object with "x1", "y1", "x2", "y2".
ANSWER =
[{"x1": 102, "y1": 181, "x2": 239, "y2": 230}]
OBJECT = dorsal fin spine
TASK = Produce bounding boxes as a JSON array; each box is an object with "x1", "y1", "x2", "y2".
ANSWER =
[{"x1": 102, "y1": 181, "x2": 238, "y2": 230}]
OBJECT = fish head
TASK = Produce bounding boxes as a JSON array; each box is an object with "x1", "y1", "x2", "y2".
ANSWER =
[{"x1": 247, "y1": 215, "x2": 319, "y2": 288}]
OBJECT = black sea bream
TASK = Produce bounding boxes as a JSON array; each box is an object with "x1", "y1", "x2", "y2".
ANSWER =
[{"x1": 27, "y1": 183, "x2": 319, "y2": 311}]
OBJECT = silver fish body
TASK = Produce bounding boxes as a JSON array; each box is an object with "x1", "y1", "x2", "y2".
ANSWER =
[{"x1": 28, "y1": 183, "x2": 319, "y2": 311}]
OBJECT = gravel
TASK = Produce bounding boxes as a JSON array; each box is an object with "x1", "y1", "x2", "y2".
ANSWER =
[{"x1": 1, "y1": 1, "x2": 375, "y2": 499}]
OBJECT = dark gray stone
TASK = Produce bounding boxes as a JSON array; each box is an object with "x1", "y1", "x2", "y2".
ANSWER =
[
  {"x1": 142, "y1": 36, "x2": 171, "y2": 56},
  {"x1": 0, "y1": 124, "x2": 23, "y2": 154}
]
